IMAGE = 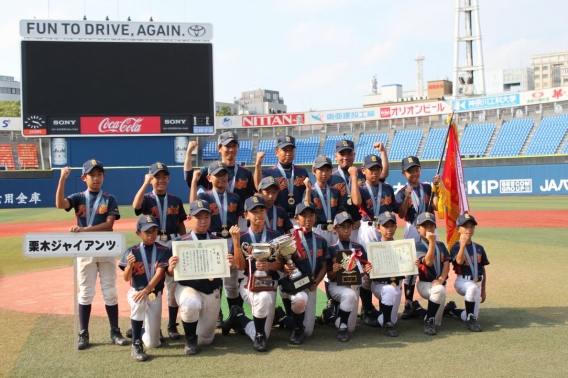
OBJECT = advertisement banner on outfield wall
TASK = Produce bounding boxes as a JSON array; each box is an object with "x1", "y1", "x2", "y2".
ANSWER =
[
  {"x1": 0, "y1": 163, "x2": 566, "y2": 208},
  {"x1": 520, "y1": 86, "x2": 568, "y2": 105},
  {"x1": 1, "y1": 117, "x2": 21, "y2": 131}
]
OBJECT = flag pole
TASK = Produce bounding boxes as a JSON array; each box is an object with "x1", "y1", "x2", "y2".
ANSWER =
[{"x1": 428, "y1": 111, "x2": 455, "y2": 212}]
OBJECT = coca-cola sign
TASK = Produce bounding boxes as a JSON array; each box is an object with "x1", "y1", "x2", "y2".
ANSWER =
[{"x1": 80, "y1": 116, "x2": 161, "y2": 134}]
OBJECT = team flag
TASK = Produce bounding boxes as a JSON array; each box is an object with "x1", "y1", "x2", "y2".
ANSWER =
[{"x1": 437, "y1": 113, "x2": 470, "y2": 247}]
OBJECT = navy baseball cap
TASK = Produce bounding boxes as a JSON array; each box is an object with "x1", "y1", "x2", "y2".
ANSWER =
[
  {"x1": 149, "y1": 162, "x2": 169, "y2": 176},
  {"x1": 218, "y1": 131, "x2": 239, "y2": 146},
  {"x1": 189, "y1": 199, "x2": 211, "y2": 215},
  {"x1": 208, "y1": 161, "x2": 228, "y2": 175},
  {"x1": 245, "y1": 195, "x2": 266, "y2": 212},
  {"x1": 334, "y1": 211, "x2": 353, "y2": 226},
  {"x1": 377, "y1": 211, "x2": 397, "y2": 225},
  {"x1": 313, "y1": 155, "x2": 333, "y2": 169},
  {"x1": 276, "y1": 135, "x2": 296, "y2": 149},
  {"x1": 402, "y1": 156, "x2": 421, "y2": 171},
  {"x1": 82, "y1": 159, "x2": 104, "y2": 174},
  {"x1": 295, "y1": 200, "x2": 317, "y2": 216},
  {"x1": 258, "y1": 176, "x2": 280, "y2": 191},
  {"x1": 416, "y1": 212, "x2": 436, "y2": 226},
  {"x1": 456, "y1": 213, "x2": 478, "y2": 227},
  {"x1": 335, "y1": 139, "x2": 354, "y2": 152},
  {"x1": 137, "y1": 215, "x2": 159, "y2": 232},
  {"x1": 363, "y1": 154, "x2": 382, "y2": 168}
]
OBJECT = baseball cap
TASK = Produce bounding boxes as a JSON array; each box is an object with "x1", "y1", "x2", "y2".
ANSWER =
[
  {"x1": 456, "y1": 213, "x2": 478, "y2": 227},
  {"x1": 245, "y1": 195, "x2": 266, "y2": 212},
  {"x1": 218, "y1": 131, "x2": 239, "y2": 146},
  {"x1": 415, "y1": 212, "x2": 436, "y2": 226},
  {"x1": 208, "y1": 161, "x2": 228, "y2": 176},
  {"x1": 363, "y1": 154, "x2": 382, "y2": 168},
  {"x1": 313, "y1": 155, "x2": 333, "y2": 169},
  {"x1": 149, "y1": 162, "x2": 169, "y2": 176},
  {"x1": 276, "y1": 135, "x2": 296, "y2": 149},
  {"x1": 335, "y1": 139, "x2": 354, "y2": 152},
  {"x1": 402, "y1": 156, "x2": 421, "y2": 171},
  {"x1": 377, "y1": 211, "x2": 397, "y2": 225},
  {"x1": 189, "y1": 199, "x2": 212, "y2": 215},
  {"x1": 295, "y1": 200, "x2": 317, "y2": 216},
  {"x1": 334, "y1": 211, "x2": 353, "y2": 226},
  {"x1": 137, "y1": 215, "x2": 159, "y2": 232},
  {"x1": 82, "y1": 159, "x2": 104, "y2": 174},
  {"x1": 258, "y1": 176, "x2": 280, "y2": 191}
]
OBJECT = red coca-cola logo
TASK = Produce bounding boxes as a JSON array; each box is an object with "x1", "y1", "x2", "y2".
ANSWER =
[
  {"x1": 80, "y1": 116, "x2": 161, "y2": 134},
  {"x1": 380, "y1": 108, "x2": 391, "y2": 118}
]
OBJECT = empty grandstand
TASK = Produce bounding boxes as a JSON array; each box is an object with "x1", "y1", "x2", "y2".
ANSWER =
[
  {"x1": 295, "y1": 137, "x2": 320, "y2": 164},
  {"x1": 257, "y1": 139, "x2": 278, "y2": 166},
  {"x1": 201, "y1": 141, "x2": 219, "y2": 160},
  {"x1": 420, "y1": 128, "x2": 447, "y2": 160},
  {"x1": 355, "y1": 133, "x2": 388, "y2": 161},
  {"x1": 322, "y1": 135, "x2": 354, "y2": 157},
  {"x1": 525, "y1": 115, "x2": 568, "y2": 156},
  {"x1": 235, "y1": 139, "x2": 253, "y2": 165},
  {"x1": 460, "y1": 123, "x2": 495, "y2": 157},
  {"x1": 490, "y1": 118, "x2": 534, "y2": 157},
  {"x1": 388, "y1": 129, "x2": 423, "y2": 161}
]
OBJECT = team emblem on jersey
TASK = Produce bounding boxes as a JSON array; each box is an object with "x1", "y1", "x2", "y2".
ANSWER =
[
  {"x1": 97, "y1": 204, "x2": 108, "y2": 214},
  {"x1": 234, "y1": 178, "x2": 248, "y2": 190},
  {"x1": 228, "y1": 203, "x2": 238, "y2": 212},
  {"x1": 167, "y1": 205, "x2": 179, "y2": 215},
  {"x1": 133, "y1": 262, "x2": 145, "y2": 275}
]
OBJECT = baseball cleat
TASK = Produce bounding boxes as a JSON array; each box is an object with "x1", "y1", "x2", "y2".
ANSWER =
[
  {"x1": 289, "y1": 327, "x2": 305, "y2": 345},
  {"x1": 221, "y1": 305, "x2": 243, "y2": 336},
  {"x1": 159, "y1": 330, "x2": 165, "y2": 343},
  {"x1": 131, "y1": 340, "x2": 149, "y2": 362},
  {"x1": 321, "y1": 306, "x2": 335, "y2": 325},
  {"x1": 400, "y1": 302, "x2": 415, "y2": 320},
  {"x1": 336, "y1": 327, "x2": 349, "y2": 342},
  {"x1": 77, "y1": 329, "x2": 89, "y2": 350},
  {"x1": 254, "y1": 333, "x2": 267, "y2": 352},
  {"x1": 444, "y1": 301, "x2": 457, "y2": 317},
  {"x1": 168, "y1": 323, "x2": 181, "y2": 340},
  {"x1": 184, "y1": 335, "x2": 199, "y2": 355},
  {"x1": 274, "y1": 306, "x2": 286, "y2": 327},
  {"x1": 466, "y1": 315, "x2": 482, "y2": 332},
  {"x1": 110, "y1": 327, "x2": 128, "y2": 346},
  {"x1": 362, "y1": 309, "x2": 381, "y2": 327},
  {"x1": 125, "y1": 327, "x2": 132, "y2": 338},
  {"x1": 383, "y1": 322, "x2": 398, "y2": 337},
  {"x1": 423, "y1": 317, "x2": 437, "y2": 336}
]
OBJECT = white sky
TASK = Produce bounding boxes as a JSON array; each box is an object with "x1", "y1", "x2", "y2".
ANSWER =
[{"x1": 1, "y1": 0, "x2": 567, "y2": 112}]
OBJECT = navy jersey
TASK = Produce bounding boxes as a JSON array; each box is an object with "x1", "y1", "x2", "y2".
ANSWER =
[
  {"x1": 292, "y1": 231, "x2": 329, "y2": 278},
  {"x1": 359, "y1": 182, "x2": 395, "y2": 222},
  {"x1": 329, "y1": 168, "x2": 366, "y2": 222},
  {"x1": 327, "y1": 240, "x2": 366, "y2": 282},
  {"x1": 450, "y1": 241, "x2": 490, "y2": 278},
  {"x1": 119, "y1": 243, "x2": 171, "y2": 293},
  {"x1": 197, "y1": 190, "x2": 243, "y2": 233},
  {"x1": 135, "y1": 192, "x2": 188, "y2": 237},
  {"x1": 231, "y1": 228, "x2": 282, "y2": 278},
  {"x1": 266, "y1": 205, "x2": 294, "y2": 234},
  {"x1": 415, "y1": 239, "x2": 451, "y2": 282},
  {"x1": 310, "y1": 184, "x2": 342, "y2": 225},
  {"x1": 175, "y1": 232, "x2": 224, "y2": 294},
  {"x1": 394, "y1": 183, "x2": 433, "y2": 224},
  {"x1": 185, "y1": 164, "x2": 256, "y2": 200},
  {"x1": 66, "y1": 191, "x2": 121, "y2": 227},
  {"x1": 261, "y1": 164, "x2": 309, "y2": 215}
]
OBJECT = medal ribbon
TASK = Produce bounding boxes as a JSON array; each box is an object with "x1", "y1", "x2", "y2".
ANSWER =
[
  {"x1": 314, "y1": 185, "x2": 332, "y2": 224},
  {"x1": 152, "y1": 191, "x2": 168, "y2": 233},
  {"x1": 84, "y1": 190, "x2": 103, "y2": 227},
  {"x1": 211, "y1": 190, "x2": 228, "y2": 227},
  {"x1": 248, "y1": 227, "x2": 267, "y2": 244},
  {"x1": 347, "y1": 249, "x2": 370, "y2": 273},
  {"x1": 189, "y1": 231, "x2": 210, "y2": 240},
  {"x1": 276, "y1": 162, "x2": 295, "y2": 200},
  {"x1": 265, "y1": 206, "x2": 278, "y2": 231},
  {"x1": 292, "y1": 227, "x2": 307, "y2": 259},
  {"x1": 409, "y1": 183, "x2": 425, "y2": 214},
  {"x1": 227, "y1": 164, "x2": 239, "y2": 193},
  {"x1": 463, "y1": 242, "x2": 479, "y2": 280},
  {"x1": 337, "y1": 168, "x2": 351, "y2": 198},
  {"x1": 301, "y1": 232, "x2": 318, "y2": 275},
  {"x1": 421, "y1": 239, "x2": 441, "y2": 277},
  {"x1": 139, "y1": 242, "x2": 156, "y2": 286},
  {"x1": 365, "y1": 182, "x2": 383, "y2": 219}
]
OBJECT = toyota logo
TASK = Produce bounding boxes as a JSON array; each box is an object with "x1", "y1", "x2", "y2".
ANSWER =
[{"x1": 187, "y1": 25, "x2": 206, "y2": 37}]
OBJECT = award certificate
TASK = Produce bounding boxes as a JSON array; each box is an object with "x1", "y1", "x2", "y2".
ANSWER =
[
  {"x1": 172, "y1": 239, "x2": 231, "y2": 281},
  {"x1": 367, "y1": 239, "x2": 418, "y2": 279}
]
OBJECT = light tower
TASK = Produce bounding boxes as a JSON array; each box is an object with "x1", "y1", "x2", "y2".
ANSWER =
[
  {"x1": 415, "y1": 53, "x2": 425, "y2": 98},
  {"x1": 453, "y1": 0, "x2": 485, "y2": 97}
]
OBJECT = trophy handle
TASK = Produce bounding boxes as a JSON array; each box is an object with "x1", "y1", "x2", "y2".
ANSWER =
[{"x1": 241, "y1": 242, "x2": 251, "y2": 255}]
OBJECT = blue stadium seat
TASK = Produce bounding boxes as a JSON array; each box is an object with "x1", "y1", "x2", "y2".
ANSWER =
[
  {"x1": 388, "y1": 129, "x2": 423, "y2": 161},
  {"x1": 257, "y1": 139, "x2": 278, "y2": 166},
  {"x1": 460, "y1": 123, "x2": 495, "y2": 157},
  {"x1": 563, "y1": 139, "x2": 568, "y2": 154},
  {"x1": 420, "y1": 128, "x2": 447, "y2": 160},
  {"x1": 294, "y1": 136, "x2": 320, "y2": 165},
  {"x1": 525, "y1": 115, "x2": 568, "y2": 156},
  {"x1": 235, "y1": 140, "x2": 253, "y2": 165},
  {"x1": 201, "y1": 141, "x2": 218, "y2": 160},
  {"x1": 355, "y1": 133, "x2": 388, "y2": 162},
  {"x1": 489, "y1": 119, "x2": 534, "y2": 157},
  {"x1": 322, "y1": 135, "x2": 354, "y2": 158}
]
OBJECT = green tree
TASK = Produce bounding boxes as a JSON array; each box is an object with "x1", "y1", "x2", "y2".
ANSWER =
[
  {"x1": 216, "y1": 105, "x2": 232, "y2": 116},
  {"x1": 0, "y1": 100, "x2": 21, "y2": 117}
]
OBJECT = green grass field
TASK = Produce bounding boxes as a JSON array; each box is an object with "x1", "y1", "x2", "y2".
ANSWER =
[{"x1": 0, "y1": 197, "x2": 567, "y2": 377}]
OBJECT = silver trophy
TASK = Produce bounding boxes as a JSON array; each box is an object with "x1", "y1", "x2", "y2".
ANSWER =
[
  {"x1": 271, "y1": 235, "x2": 302, "y2": 280},
  {"x1": 241, "y1": 242, "x2": 276, "y2": 292}
]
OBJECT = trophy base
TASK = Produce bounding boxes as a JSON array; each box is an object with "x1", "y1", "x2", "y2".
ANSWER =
[
  {"x1": 247, "y1": 275, "x2": 276, "y2": 292},
  {"x1": 336, "y1": 271, "x2": 362, "y2": 286},
  {"x1": 280, "y1": 274, "x2": 314, "y2": 295}
]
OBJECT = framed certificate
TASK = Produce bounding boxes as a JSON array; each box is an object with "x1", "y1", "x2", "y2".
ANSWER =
[
  {"x1": 171, "y1": 239, "x2": 231, "y2": 281},
  {"x1": 367, "y1": 239, "x2": 418, "y2": 279}
]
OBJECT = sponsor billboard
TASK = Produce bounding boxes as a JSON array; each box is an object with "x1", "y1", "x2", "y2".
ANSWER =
[{"x1": 1, "y1": 117, "x2": 22, "y2": 131}]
